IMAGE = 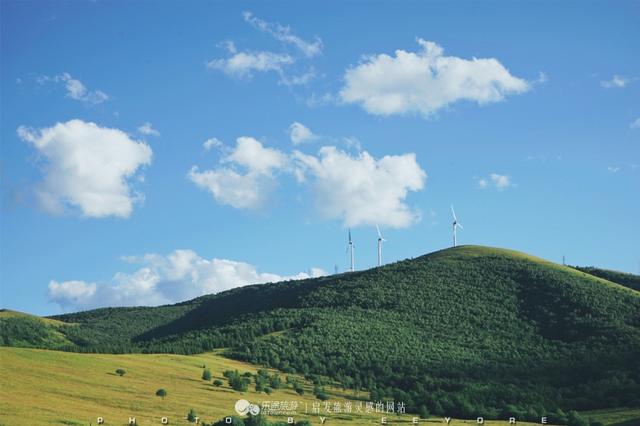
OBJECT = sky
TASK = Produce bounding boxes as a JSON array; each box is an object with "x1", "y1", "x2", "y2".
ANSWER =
[{"x1": 1, "y1": 1, "x2": 639, "y2": 316}]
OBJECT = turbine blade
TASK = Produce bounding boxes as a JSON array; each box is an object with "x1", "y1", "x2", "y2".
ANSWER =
[
  {"x1": 451, "y1": 205, "x2": 457, "y2": 221},
  {"x1": 457, "y1": 223, "x2": 463, "y2": 230},
  {"x1": 376, "y1": 224, "x2": 382, "y2": 239}
]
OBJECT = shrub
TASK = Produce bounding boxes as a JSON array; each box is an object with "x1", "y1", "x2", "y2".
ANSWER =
[
  {"x1": 187, "y1": 408, "x2": 198, "y2": 423},
  {"x1": 115, "y1": 369, "x2": 126, "y2": 376},
  {"x1": 155, "y1": 388, "x2": 167, "y2": 399},
  {"x1": 213, "y1": 379, "x2": 223, "y2": 386},
  {"x1": 202, "y1": 369, "x2": 212, "y2": 381}
]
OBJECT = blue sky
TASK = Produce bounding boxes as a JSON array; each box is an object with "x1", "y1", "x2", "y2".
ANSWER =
[{"x1": 1, "y1": 1, "x2": 638, "y2": 316}]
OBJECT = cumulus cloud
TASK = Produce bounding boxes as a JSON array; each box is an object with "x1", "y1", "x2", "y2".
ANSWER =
[
  {"x1": 188, "y1": 137, "x2": 288, "y2": 209},
  {"x1": 47, "y1": 249, "x2": 327, "y2": 311},
  {"x1": 601, "y1": 75, "x2": 630, "y2": 89},
  {"x1": 37, "y1": 72, "x2": 109, "y2": 104},
  {"x1": 477, "y1": 173, "x2": 514, "y2": 190},
  {"x1": 293, "y1": 146, "x2": 426, "y2": 228},
  {"x1": 189, "y1": 132, "x2": 428, "y2": 228},
  {"x1": 138, "y1": 122, "x2": 160, "y2": 137},
  {"x1": 340, "y1": 39, "x2": 530, "y2": 117},
  {"x1": 289, "y1": 122, "x2": 318, "y2": 145},
  {"x1": 242, "y1": 11, "x2": 322, "y2": 58},
  {"x1": 630, "y1": 118, "x2": 640, "y2": 129},
  {"x1": 17, "y1": 119, "x2": 152, "y2": 218}
]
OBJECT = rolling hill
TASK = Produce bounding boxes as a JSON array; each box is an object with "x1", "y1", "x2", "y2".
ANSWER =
[{"x1": 2, "y1": 245, "x2": 639, "y2": 422}]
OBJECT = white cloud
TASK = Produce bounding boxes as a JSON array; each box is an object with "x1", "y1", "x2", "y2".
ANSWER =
[
  {"x1": 203, "y1": 137, "x2": 224, "y2": 151},
  {"x1": 607, "y1": 166, "x2": 620, "y2": 173},
  {"x1": 47, "y1": 249, "x2": 326, "y2": 311},
  {"x1": 293, "y1": 146, "x2": 426, "y2": 228},
  {"x1": 630, "y1": 118, "x2": 640, "y2": 129},
  {"x1": 138, "y1": 122, "x2": 160, "y2": 137},
  {"x1": 207, "y1": 46, "x2": 294, "y2": 78},
  {"x1": 38, "y1": 72, "x2": 109, "y2": 104},
  {"x1": 339, "y1": 39, "x2": 530, "y2": 117},
  {"x1": 17, "y1": 119, "x2": 152, "y2": 218},
  {"x1": 279, "y1": 68, "x2": 316, "y2": 86},
  {"x1": 601, "y1": 75, "x2": 629, "y2": 88},
  {"x1": 289, "y1": 122, "x2": 317, "y2": 145},
  {"x1": 477, "y1": 173, "x2": 514, "y2": 190},
  {"x1": 242, "y1": 11, "x2": 322, "y2": 58},
  {"x1": 48, "y1": 280, "x2": 97, "y2": 310},
  {"x1": 537, "y1": 71, "x2": 548, "y2": 84},
  {"x1": 189, "y1": 137, "x2": 288, "y2": 209},
  {"x1": 224, "y1": 137, "x2": 288, "y2": 174}
]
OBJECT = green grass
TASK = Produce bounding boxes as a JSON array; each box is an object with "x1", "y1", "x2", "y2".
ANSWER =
[{"x1": 0, "y1": 347, "x2": 557, "y2": 426}]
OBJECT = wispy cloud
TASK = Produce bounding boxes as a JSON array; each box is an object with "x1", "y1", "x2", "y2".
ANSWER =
[
  {"x1": 630, "y1": 117, "x2": 640, "y2": 129},
  {"x1": 477, "y1": 173, "x2": 514, "y2": 190},
  {"x1": 207, "y1": 42, "x2": 294, "y2": 79},
  {"x1": 289, "y1": 122, "x2": 318, "y2": 145},
  {"x1": 242, "y1": 11, "x2": 322, "y2": 58},
  {"x1": 138, "y1": 122, "x2": 160, "y2": 137},
  {"x1": 207, "y1": 13, "x2": 320, "y2": 86},
  {"x1": 601, "y1": 74, "x2": 631, "y2": 89},
  {"x1": 37, "y1": 72, "x2": 109, "y2": 104},
  {"x1": 203, "y1": 137, "x2": 224, "y2": 151}
]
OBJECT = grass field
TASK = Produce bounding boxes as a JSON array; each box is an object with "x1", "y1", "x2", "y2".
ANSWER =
[{"x1": 0, "y1": 347, "x2": 567, "y2": 426}]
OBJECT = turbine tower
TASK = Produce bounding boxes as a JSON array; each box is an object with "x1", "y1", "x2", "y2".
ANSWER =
[
  {"x1": 451, "y1": 206, "x2": 463, "y2": 247},
  {"x1": 347, "y1": 228, "x2": 355, "y2": 272},
  {"x1": 376, "y1": 225, "x2": 387, "y2": 267}
]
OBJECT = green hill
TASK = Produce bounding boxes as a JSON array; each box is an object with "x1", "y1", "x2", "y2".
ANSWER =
[
  {"x1": 2, "y1": 245, "x2": 640, "y2": 422},
  {"x1": 570, "y1": 266, "x2": 640, "y2": 292},
  {"x1": 0, "y1": 309, "x2": 76, "y2": 349}
]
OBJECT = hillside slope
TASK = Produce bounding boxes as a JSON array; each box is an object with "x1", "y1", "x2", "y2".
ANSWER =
[
  {"x1": 2, "y1": 245, "x2": 640, "y2": 419},
  {"x1": 571, "y1": 266, "x2": 640, "y2": 292}
]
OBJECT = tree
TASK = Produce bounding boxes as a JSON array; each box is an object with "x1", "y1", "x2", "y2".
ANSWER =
[
  {"x1": 213, "y1": 379, "x2": 223, "y2": 386},
  {"x1": 202, "y1": 369, "x2": 212, "y2": 381},
  {"x1": 115, "y1": 369, "x2": 126, "y2": 376},
  {"x1": 187, "y1": 408, "x2": 198, "y2": 423},
  {"x1": 567, "y1": 411, "x2": 588, "y2": 426},
  {"x1": 245, "y1": 414, "x2": 267, "y2": 426},
  {"x1": 155, "y1": 388, "x2": 167, "y2": 399},
  {"x1": 294, "y1": 384, "x2": 305, "y2": 395}
]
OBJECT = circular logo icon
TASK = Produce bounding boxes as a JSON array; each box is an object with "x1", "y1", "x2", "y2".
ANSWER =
[
  {"x1": 235, "y1": 399, "x2": 251, "y2": 415},
  {"x1": 249, "y1": 404, "x2": 261, "y2": 416}
]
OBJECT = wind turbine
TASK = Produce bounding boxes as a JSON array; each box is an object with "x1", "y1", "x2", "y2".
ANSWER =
[
  {"x1": 376, "y1": 225, "x2": 387, "y2": 267},
  {"x1": 347, "y1": 228, "x2": 355, "y2": 272},
  {"x1": 451, "y1": 206, "x2": 463, "y2": 247}
]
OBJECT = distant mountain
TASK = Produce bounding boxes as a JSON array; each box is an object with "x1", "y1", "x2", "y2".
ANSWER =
[{"x1": 2, "y1": 245, "x2": 639, "y2": 419}]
